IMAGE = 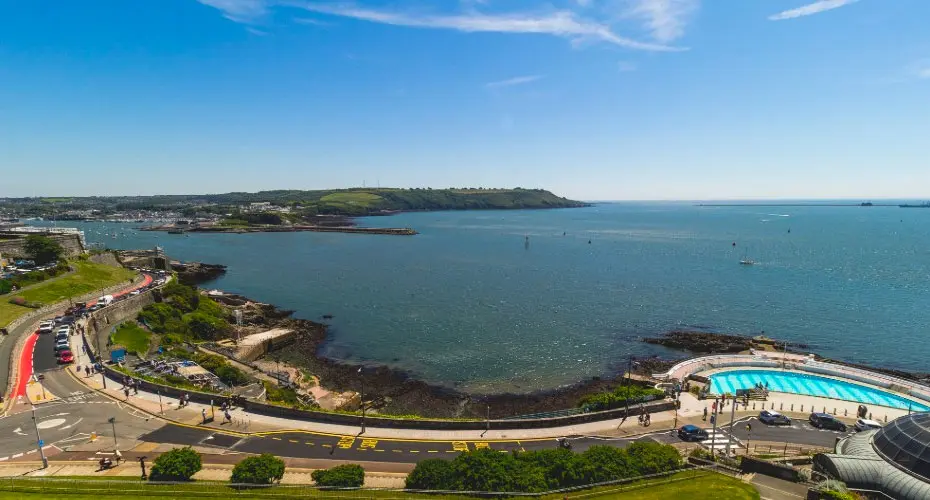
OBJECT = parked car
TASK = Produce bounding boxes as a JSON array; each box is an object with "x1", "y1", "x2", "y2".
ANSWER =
[
  {"x1": 54, "y1": 339, "x2": 71, "y2": 352},
  {"x1": 678, "y1": 424, "x2": 709, "y2": 442},
  {"x1": 855, "y1": 418, "x2": 883, "y2": 432},
  {"x1": 57, "y1": 350, "x2": 74, "y2": 364},
  {"x1": 56, "y1": 326, "x2": 70, "y2": 336},
  {"x1": 759, "y1": 410, "x2": 791, "y2": 425},
  {"x1": 810, "y1": 412, "x2": 847, "y2": 431},
  {"x1": 38, "y1": 322, "x2": 54, "y2": 334}
]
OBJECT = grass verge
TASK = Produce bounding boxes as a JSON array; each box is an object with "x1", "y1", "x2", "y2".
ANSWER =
[
  {"x1": 0, "y1": 261, "x2": 136, "y2": 327},
  {"x1": 0, "y1": 470, "x2": 757, "y2": 499},
  {"x1": 110, "y1": 322, "x2": 152, "y2": 355}
]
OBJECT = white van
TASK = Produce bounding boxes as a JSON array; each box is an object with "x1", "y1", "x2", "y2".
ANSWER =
[{"x1": 97, "y1": 295, "x2": 114, "y2": 307}]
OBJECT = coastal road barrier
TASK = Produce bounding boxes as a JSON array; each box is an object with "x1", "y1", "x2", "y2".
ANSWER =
[{"x1": 93, "y1": 360, "x2": 678, "y2": 431}]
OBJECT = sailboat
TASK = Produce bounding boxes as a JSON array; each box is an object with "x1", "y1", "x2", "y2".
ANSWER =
[{"x1": 739, "y1": 247, "x2": 755, "y2": 266}]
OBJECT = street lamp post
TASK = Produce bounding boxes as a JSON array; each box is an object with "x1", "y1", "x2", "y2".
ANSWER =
[
  {"x1": 108, "y1": 417, "x2": 118, "y2": 449},
  {"x1": 358, "y1": 367, "x2": 366, "y2": 435},
  {"x1": 31, "y1": 406, "x2": 48, "y2": 469}
]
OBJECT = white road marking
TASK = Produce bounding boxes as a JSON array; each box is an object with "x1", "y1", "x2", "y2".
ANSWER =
[
  {"x1": 11, "y1": 453, "x2": 22, "y2": 459},
  {"x1": 60, "y1": 417, "x2": 84, "y2": 430},
  {"x1": 0, "y1": 457, "x2": 8, "y2": 461}
]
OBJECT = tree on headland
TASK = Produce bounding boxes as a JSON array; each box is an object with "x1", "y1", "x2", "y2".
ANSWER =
[{"x1": 24, "y1": 234, "x2": 64, "y2": 265}]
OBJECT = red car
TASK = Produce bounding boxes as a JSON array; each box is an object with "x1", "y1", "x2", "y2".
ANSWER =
[{"x1": 57, "y1": 350, "x2": 74, "y2": 364}]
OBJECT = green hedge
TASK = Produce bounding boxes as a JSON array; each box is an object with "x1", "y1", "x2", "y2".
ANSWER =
[
  {"x1": 578, "y1": 385, "x2": 666, "y2": 411},
  {"x1": 311, "y1": 464, "x2": 364, "y2": 487},
  {"x1": 231, "y1": 454, "x2": 286, "y2": 484},
  {"x1": 406, "y1": 442, "x2": 682, "y2": 493},
  {"x1": 149, "y1": 447, "x2": 202, "y2": 481}
]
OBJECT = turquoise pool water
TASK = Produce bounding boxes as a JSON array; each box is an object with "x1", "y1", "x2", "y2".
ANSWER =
[{"x1": 709, "y1": 369, "x2": 930, "y2": 411}]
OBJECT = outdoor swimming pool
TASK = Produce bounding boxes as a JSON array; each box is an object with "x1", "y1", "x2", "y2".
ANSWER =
[{"x1": 709, "y1": 369, "x2": 930, "y2": 411}]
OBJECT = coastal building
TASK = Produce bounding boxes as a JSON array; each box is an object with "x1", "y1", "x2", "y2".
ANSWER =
[{"x1": 814, "y1": 412, "x2": 930, "y2": 499}]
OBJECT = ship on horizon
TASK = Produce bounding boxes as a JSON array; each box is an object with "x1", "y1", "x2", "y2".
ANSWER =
[{"x1": 899, "y1": 202, "x2": 930, "y2": 208}]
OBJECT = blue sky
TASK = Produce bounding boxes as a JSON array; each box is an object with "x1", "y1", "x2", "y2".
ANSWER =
[{"x1": 1, "y1": 0, "x2": 928, "y2": 200}]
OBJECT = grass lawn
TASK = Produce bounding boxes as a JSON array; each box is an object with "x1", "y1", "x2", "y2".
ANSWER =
[
  {"x1": 110, "y1": 322, "x2": 152, "y2": 355},
  {"x1": 0, "y1": 471, "x2": 758, "y2": 499},
  {"x1": 319, "y1": 191, "x2": 383, "y2": 206},
  {"x1": 0, "y1": 260, "x2": 136, "y2": 327}
]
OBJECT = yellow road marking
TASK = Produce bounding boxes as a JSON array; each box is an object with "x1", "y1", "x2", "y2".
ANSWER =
[
  {"x1": 474, "y1": 442, "x2": 490, "y2": 450},
  {"x1": 409, "y1": 450, "x2": 419, "y2": 453},
  {"x1": 359, "y1": 439, "x2": 379, "y2": 450},
  {"x1": 253, "y1": 429, "x2": 552, "y2": 444},
  {"x1": 272, "y1": 437, "x2": 282, "y2": 441},
  {"x1": 427, "y1": 450, "x2": 438, "y2": 453},
  {"x1": 452, "y1": 441, "x2": 469, "y2": 452},
  {"x1": 289, "y1": 439, "x2": 299, "y2": 443},
  {"x1": 374, "y1": 449, "x2": 385, "y2": 452},
  {"x1": 322, "y1": 444, "x2": 332, "y2": 448},
  {"x1": 305, "y1": 442, "x2": 315, "y2": 446},
  {"x1": 392, "y1": 450, "x2": 403, "y2": 453},
  {"x1": 337, "y1": 436, "x2": 355, "y2": 449}
]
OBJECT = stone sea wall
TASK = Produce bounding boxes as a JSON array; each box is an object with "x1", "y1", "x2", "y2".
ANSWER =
[{"x1": 0, "y1": 233, "x2": 85, "y2": 259}]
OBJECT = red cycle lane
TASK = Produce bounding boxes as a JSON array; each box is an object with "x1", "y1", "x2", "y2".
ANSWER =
[
  {"x1": 11, "y1": 273, "x2": 154, "y2": 400},
  {"x1": 13, "y1": 332, "x2": 38, "y2": 398}
]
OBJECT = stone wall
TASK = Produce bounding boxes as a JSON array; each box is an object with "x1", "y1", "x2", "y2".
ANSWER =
[
  {"x1": 0, "y1": 233, "x2": 85, "y2": 259},
  {"x1": 89, "y1": 252, "x2": 121, "y2": 267},
  {"x1": 86, "y1": 290, "x2": 158, "y2": 354}
]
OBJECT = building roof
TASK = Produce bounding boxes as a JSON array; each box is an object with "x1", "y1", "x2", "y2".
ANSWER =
[
  {"x1": 873, "y1": 411, "x2": 930, "y2": 481},
  {"x1": 814, "y1": 413, "x2": 930, "y2": 500}
]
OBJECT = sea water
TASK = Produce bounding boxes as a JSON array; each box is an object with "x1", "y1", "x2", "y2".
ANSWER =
[{"x1": 38, "y1": 202, "x2": 930, "y2": 393}]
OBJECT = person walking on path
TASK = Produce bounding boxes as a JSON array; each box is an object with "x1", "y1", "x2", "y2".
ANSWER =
[
  {"x1": 703, "y1": 407, "x2": 708, "y2": 421},
  {"x1": 224, "y1": 410, "x2": 231, "y2": 424},
  {"x1": 123, "y1": 387, "x2": 130, "y2": 399},
  {"x1": 202, "y1": 408, "x2": 207, "y2": 423}
]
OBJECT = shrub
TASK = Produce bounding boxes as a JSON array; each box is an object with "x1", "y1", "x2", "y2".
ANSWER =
[
  {"x1": 0, "y1": 280, "x2": 12, "y2": 295},
  {"x1": 578, "y1": 386, "x2": 666, "y2": 411},
  {"x1": 8, "y1": 296, "x2": 42, "y2": 308},
  {"x1": 149, "y1": 447, "x2": 202, "y2": 481},
  {"x1": 581, "y1": 445, "x2": 635, "y2": 483},
  {"x1": 311, "y1": 464, "x2": 364, "y2": 488},
  {"x1": 625, "y1": 441, "x2": 681, "y2": 474},
  {"x1": 231, "y1": 454, "x2": 285, "y2": 484},
  {"x1": 516, "y1": 448, "x2": 589, "y2": 489},
  {"x1": 449, "y1": 448, "x2": 546, "y2": 493},
  {"x1": 405, "y1": 459, "x2": 456, "y2": 490}
]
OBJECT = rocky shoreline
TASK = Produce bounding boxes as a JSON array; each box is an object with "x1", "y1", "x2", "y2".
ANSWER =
[
  {"x1": 642, "y1": 330, "x2": 809, "y2": 354},
  {"x1": 208, "y1": 291, "x2": 677, "y2": 419}
]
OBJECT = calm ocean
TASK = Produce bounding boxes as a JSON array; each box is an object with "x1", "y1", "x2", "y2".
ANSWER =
[{"x1": 39, "y1": 203, "x2": 930, "y2": 393}]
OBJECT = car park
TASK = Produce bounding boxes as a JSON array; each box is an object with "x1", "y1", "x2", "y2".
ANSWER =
[
  {"x1": 759, "y1": 410, "x2": 791, "y2": 425},
  {"x1": 810, "y1": 412, "x2": 848, "y2": 431},
  {"x1": 855, "y1": 418, "x2": 883, "y2": 432},
  {"x1": 678, "y1": 424, "x2": 709, "y2": 442}
]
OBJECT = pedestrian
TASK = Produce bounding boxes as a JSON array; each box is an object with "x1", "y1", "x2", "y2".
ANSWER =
[
  {"x1": 703, "y1": 407, "x2": 708, "y2": 421},
  {"x1": 123, "y1": 387, "x2": 130, "y2": 399},
  {"x1": 710, "y1": 414, "x2": 716, "y2": 426},
  {"x1": 84, "y1": 366, "x2": 90, "y2": 377},
  {"x1": 133, "y1": 383, "x2": 139, "y2": 396},
  {"x1": 224, "y1": 410, "x2": 231, "y2": 424},
  {"x1": 184, "y1": 393, "x2": 190, "y2": 407},
  {"x1": 202, "y1": 408, "x2": 207, "y2": 423},
  {"x1": 712, "y1": 400, "x2": 717, "y2": 413},
  {"x1": 115, "y1": 449, "x2": 122, "y2": 466}
]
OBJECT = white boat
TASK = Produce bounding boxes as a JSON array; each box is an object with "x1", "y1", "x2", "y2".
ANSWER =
[{"x1": 739, "y1": 258, "x2": 755, "y2": 266}]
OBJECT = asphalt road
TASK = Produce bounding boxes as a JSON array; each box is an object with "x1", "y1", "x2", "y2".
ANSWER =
[
  {"x1": 730, "y1": 416, "x2": 853, "y2": 449},
  {"x1": 0, "y1": 366, "x2": 163, "y2": 461}
]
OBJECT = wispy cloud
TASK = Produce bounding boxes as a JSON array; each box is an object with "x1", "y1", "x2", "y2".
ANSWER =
[
  {"x1": 246, "y1": 26, "x2": 268, "y2": 35},
  {"x1": 294, "y1": 17, "x2": 331, "y2": 27},
  {"x1": 768, "y1": 0, "x2": 859, "y2": 21},
  {"x1": 909, "y1": 60, "x2": 930, "y2": 80},
  {"x1": 620, "y1": 0, "x2": 699, "y2": 43},
  {"x1": 299, "y1": 4, "x2": 684, "y2": 51},
  {"x1": 485, "y1": 75, "x2": 543, "y2": 89},
  {"x1": 197, "y1": 0, "x2": 269, "y2": 23}
]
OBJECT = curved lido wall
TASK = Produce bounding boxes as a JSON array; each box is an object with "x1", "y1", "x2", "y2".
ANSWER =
[{"x1": 668, "y1": 354, "x2": 930, "y2": 406}]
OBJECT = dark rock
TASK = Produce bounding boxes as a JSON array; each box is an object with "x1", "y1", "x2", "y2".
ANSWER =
[{"x1": 170, "y1": 261, "x2": 227, "y2": 285}]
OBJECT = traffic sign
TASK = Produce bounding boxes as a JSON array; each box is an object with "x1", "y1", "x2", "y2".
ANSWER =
[{"x1": 38, "y1": 440, "x2": 44, "y2": 447}]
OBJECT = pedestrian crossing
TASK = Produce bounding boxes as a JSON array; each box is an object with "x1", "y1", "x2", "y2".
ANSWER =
[{"x1": 700, "y1": 428, "x2": 743, "y2": 453}]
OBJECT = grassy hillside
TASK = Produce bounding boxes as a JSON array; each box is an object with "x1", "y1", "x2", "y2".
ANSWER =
[{"x1": 1, "y1": 188, "x2": 587, "y2": 217}]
